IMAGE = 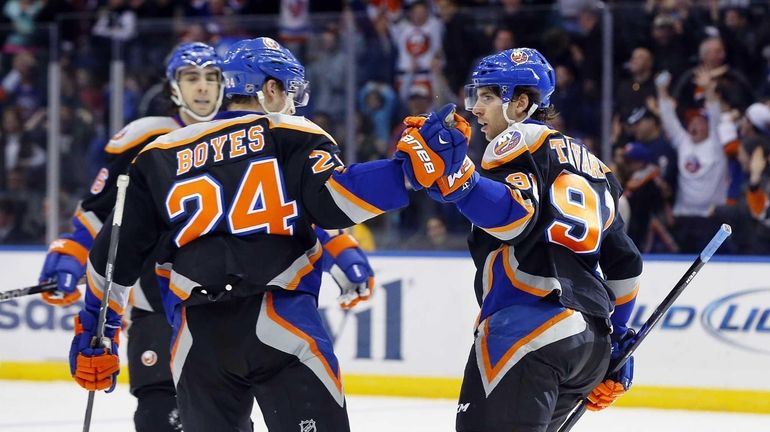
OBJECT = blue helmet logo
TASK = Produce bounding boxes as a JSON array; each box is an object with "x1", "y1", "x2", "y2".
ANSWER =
[
  {"x1": 464, "y1": 48, "x2": 556, "y2": 111},
  {"x1": 221, "y1": 37, "x2": 309, "y2": 107}
]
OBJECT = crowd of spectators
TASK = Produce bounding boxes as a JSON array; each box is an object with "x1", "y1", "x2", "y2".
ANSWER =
[{"x1": 3, "y1": 0, "x2": 770, "y2": 254}]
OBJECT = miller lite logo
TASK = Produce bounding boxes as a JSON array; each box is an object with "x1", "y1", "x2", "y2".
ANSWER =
[
  {"x1": 510, "y1": 49, "x2": 528, "y2": 64},
  {"x1": 299, "y1": 419, "x2": 316, "y2": 432},
  {"x1": 262, "y1": 37, "x2": 281, "y2": 50},
  {"x1": 494, "y1": 131, "x2": 522, "y2": 156}
]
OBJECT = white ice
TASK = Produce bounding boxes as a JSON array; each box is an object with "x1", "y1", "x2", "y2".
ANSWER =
[{"x1": 1, "y1": 381, "x2": 769, "y2": 431}]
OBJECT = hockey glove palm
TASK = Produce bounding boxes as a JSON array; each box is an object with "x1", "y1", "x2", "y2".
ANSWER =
[
  {"x1": 70, "y1": 309, "x2": 121, "y2": 392},
  {"x1": 587, "y1": 328, "x2": 636, "y2": 411},
  {"x1": 39, "y1": 234, "x2": 87, "y2": 306},
  {"x1": 395, "y1": 103, "x2": 471, "y2": 189},
  {"x1": 322, "y1": 232, "x2": 374, "y2": 309}
]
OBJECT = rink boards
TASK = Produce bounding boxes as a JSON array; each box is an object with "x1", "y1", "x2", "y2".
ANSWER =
[{"x1": 1, "y1": 250, "x2": 769, "y2": 414}]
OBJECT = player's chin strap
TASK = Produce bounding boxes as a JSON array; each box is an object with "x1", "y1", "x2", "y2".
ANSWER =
[
  {"x1": 170, "y1": 81, "x2": 224, "y2": 122},
  {"x1": 501, "y1": 101, "x2": 539, "y2": 125},
  {"x1": 256, "y1": 90, "x2": 296, "y2": 115}
]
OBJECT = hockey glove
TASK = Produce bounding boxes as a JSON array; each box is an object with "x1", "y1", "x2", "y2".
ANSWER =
[
  {"x1": 587, "y1": 328, "x2": 636, "y2": 411},
  {"x1": 426, "y1": 156, "x2": 480, "y2": 203},
  {"x1": 39, "y1": 234, "x2": 88, "y2": 306},
  {"x1": 394, "y1": 103, "x2": 471, "y2": 189},
  {"x1": 320, "y1": 230, "x2": 374, "y2": 309},
  {"x1": 70, "y1": 308, "x2": 121, "y2": 392}
]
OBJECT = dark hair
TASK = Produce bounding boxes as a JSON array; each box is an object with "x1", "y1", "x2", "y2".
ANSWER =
[{"x1": 513, "y1": 86, "x2": 559, "y2": 123}]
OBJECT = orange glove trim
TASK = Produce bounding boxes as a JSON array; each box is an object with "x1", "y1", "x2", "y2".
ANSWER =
[
  {"x1": 324, "y1": 234, "x2": 359, "y2": 259},
  {"x1": 48, "y1": 239, "x2": 89, "y2": 266},
  {"x1": 340, "y1": 276, "x2": 375, "y2": 310},
  {"x1": 396, "y1": 128, "x2": 445, "y2": 188},
  {"x1": 452, "y1": 114, "x2": 472, "y2": 141},
  {"x1": 403, "y1": 116, "x2": 427, "y2": 128},
  {"x1": 436, "y1": 156, "x2": 476, "y2": 196},
  {"x1": 41, "y1": 290, "x2": 81, "y2": 306},
  {"x1": 586, "y1": 379, "x2": 626, "y2": 411}
]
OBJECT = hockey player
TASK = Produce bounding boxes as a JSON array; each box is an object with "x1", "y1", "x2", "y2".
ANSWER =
[
  {"x1": 41, "y1": 42, "x2": 375, "y2": 432},
  {"x1": 65, "y1": 37, "x2": 467, "y2": 431},
  {"x1": 399, "y1": 48, "x2": 644, "y2": 431}
]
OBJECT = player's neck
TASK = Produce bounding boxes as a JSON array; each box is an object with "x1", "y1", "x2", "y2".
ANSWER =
[
  {"x1": 228, "y1": 101, "x2": 263, "y2": 113},
  {"x1": 178, "y1": 110, "x2": 201, "y2": 126}
]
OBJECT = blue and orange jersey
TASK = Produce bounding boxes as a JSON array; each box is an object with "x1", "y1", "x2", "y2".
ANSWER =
[
  {"x1": 83, "y1": 111, "x2": 408, "y2": 323},
  {"x1": 457, "y1": 121, "x2": 643, "y2": 332}
]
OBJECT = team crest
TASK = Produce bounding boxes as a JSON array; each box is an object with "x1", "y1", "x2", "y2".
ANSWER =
[
  {"x1": 90, "y1": 167, "x2": 110, "y2": 194},
  {"x1": 299, "y1": 419, "x2": 316, "y2": 432},
  {"x1": 263, "y1": 37, "x2": 281, "y2": 50},
  {"x1": 141, "y1": 350, "x2": 158, "y2": 367},
  {"x1": 494, "y1": 131, "x2": 522, "y2": 156},
  {"x1": 510, "y1": 50, "x2": 528, "y2": 64}
]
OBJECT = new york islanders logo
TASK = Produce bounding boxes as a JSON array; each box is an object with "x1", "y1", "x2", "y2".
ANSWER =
[
  {"x1": 494, "y1": 131, "x2": 522, "y2": 156},
  {"x1": 263, "y1": 37, "x2": 281, "y2": 50},
  {"x1": 510, "y1": 50, "x2": 528, "y2": 64}
]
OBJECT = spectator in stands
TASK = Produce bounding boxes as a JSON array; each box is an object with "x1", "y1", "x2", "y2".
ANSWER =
[
  {"x1": 672, "y1": 36, "x2": 754, "y2": 113},
  {"x1": 621, "y1": 142, "x2": 673, "y2": 252},
  {"x1": 91, "y1": 0, "x2": 138, "y2": 80},
  {"x1": 0, "y1": 197, "x2": 35, "y2": 244},
  {"x1": 390, "y1": 0, "x2": 443, "y2": 102},
  {"x1": 307, "y1": 24, "x2": 347, "y2": 122},
  {"x1": 2, "y1": 0, "x2": 43, "y2": 54},
  {"x1": 627, "y1": 106, "x2": 678, "y2": 195},
  {"x1": 0, "y1": 51, "x2": 43, "y2": 121},
  {"x1": 356, "y1": 7, "x2": 396, "y2": 85},
  {"x1": 435, "y1": 0, "x2": 478, "y2": 95},
  {"x1": 496, "y1": 0, "x2": 547, "y2": 48},
  {"x1": 359, "y1": 81, "x2": 397, "y2": 146},
  {"x1": 404, "y1": 215, "x2": 467, "y2": 251},
  {"x1": 648, "y1": 14, "x2": 691, "y2": 81},
  {"x1": 390, "y1": 83, "x2": 433, "y2": 154},
  {"x1": 551, "y1": 63, "x2": 598, "y2": 139},
  {"x1": 657, "y1": 66, "x2": 728, "y2": 253},
  {"x1": 616, "y1": 47, "x2": 656, "y2": 123},
  {"x1": 1, "y1": 106, "x2": 45, "y2": 192}
]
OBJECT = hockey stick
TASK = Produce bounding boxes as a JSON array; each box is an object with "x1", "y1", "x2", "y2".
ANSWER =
[
  {"x1": 0, "y1": 282, "x2": 57, "y2": 302},
  {"x1": 557, "y1": 223, "x2": 732, "y2": 432},
  {"x1": 82, "y1": 174, "x2": 130, "y2": 432}
]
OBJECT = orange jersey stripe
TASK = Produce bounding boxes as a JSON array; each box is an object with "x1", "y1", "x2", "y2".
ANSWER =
[
  {"x1": 615, "y1": 283, "x2": 640, "y2": 306},
  {"x1": 86, "y1": 271, "x2": 124, "y2": 315},
  {"x1": 327, "y1": 176, "x2": 384, "y2": 216},
  {"x1": 500, "y1": 246, "x2": 550, "y2": 297},
  {"x1": 286, "y1": 247, "x2": 324, "y2": 290},
  {"x1": 481, "y1": 309, "x2": 574, "y2": 382},
  {"x1": 74, "y1": 210, "x2": 98, "y2": 238},
  {"x1": 138, "y1": 117, "x2": 261, "y2": 156},
  {"x1": 265, "y1": 292, "x2": 342, "y2": 392},
  {"x1": 169, "y1": 307, "x2": 188, "y2": 366},
  {"x1": 105, "y1": 129, "x2": 173, "y2": 154}
]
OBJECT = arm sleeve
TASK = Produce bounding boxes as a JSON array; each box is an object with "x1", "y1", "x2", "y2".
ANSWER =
[
  {"x1": 82, "y1": 164, "x2": 161, "y2": 320},
  {"x1": 454, "y1": 175, "x2": 537, "y2": 243},
  {"x1": 599, "y1": 174, "x2": 644, "y2": 332},
  {"x1": 300, "y1": 143, "x2": 410, "y2": 229},
  {"x1": 658, "y1": 97, "x2": 688, "y2": 149}
]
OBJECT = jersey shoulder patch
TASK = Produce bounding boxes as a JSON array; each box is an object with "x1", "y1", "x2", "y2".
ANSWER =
[
  {"x1": 481, "y1": 122, "x2": 556, "y2": 170},
  {"x1": 105, "y1": 117, "x2": 180, "y2": 155},
  {"x1": 266, "y1": 113, "x2": 337, "y2": 145}
]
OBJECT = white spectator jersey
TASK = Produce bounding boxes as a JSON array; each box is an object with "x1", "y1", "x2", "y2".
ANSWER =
[
  {"x1": 659, "y1": 98, "x2": 728, "y2": 216},
  {"x1": 390, "y1": 15, "x2": 443, "y2": 75}
]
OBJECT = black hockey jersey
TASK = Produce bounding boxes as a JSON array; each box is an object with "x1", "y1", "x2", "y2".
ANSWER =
[
  {"x1": 456, "y1": 121, "x2": 643, "y2": 329},
  {"x1": 73, "y1": 116, "x2": 181, "y2": 312},
  {"x1": 83, "y1": 111, "x2": 409, "y2": 323}
]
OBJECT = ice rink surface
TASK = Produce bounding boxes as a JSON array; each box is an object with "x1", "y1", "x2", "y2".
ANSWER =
[{"x1": 1, "y1": 381, "x2": 769, "y2": 431}]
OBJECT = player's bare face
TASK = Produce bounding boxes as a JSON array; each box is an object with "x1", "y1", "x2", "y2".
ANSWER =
[
  {"x1": 471, "y1": 87, "x2": 509, "y2": 141},
  {"x1": 177, "y1": 67, "x2": 221, "y2": 117}
]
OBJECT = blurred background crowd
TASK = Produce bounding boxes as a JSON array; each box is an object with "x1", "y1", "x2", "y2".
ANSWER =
[{"x1": 2, "y1": 0, "x2": 770, "y2": 254}]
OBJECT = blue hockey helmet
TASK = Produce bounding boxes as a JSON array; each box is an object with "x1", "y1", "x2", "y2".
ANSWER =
[
  {"x1": 464, "y1": 48, "x2": 556, "y2": 114},
  {"x1": 222, "y1": 37, "x2": 309, "y2": 109},
  {"x1": 165, "y1": 42, "x2": 224, "y2": 122}
]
